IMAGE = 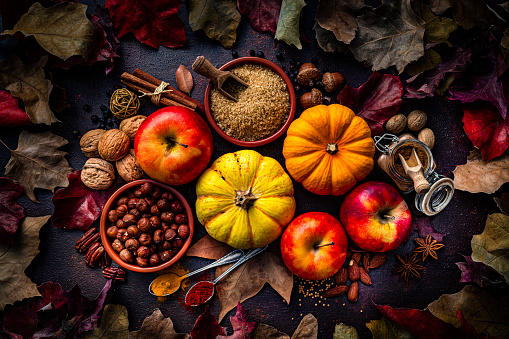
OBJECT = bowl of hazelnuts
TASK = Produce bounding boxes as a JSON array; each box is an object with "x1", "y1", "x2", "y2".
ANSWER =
[{"x1": 100, "y1": 179, "x2": 194, "y2": 272}]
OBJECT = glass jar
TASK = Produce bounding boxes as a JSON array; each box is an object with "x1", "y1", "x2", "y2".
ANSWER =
[{"x1": 374, "y1": 133, "x2": 454, "y2": 216}]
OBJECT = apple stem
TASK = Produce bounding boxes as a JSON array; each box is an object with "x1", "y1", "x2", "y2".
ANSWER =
[
  {"x1": 384, "y1": 215, "x2": 396, "y2": 221},
  {"x1": 315, "y1": 242, "x2": 334, "y2": 249},
  {"x1": 167, "y1": 137, "x2": 188, "y2": 148}
]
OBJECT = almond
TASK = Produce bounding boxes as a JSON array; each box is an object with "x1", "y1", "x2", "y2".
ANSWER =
[
  {"x1": 352, "y1": 252, "x2": 362, "y2": 264},
  {"x1": 363, "y1": 253, "x2": 371, "y2": 273},
  {"x1": 335, "y1": 267, "x2": 348, "y2": 285},
  {"x1": 369, "y1": 253, "x2": 387, "y2": 269},
  {"x1": 324, "y1": 285, "x2": 348, "y2": 298},
  {"x1": 347, "y1": 282, "x2": 359, "y2": 302},
  {"x1": 348, "y1": 260, "x2": 360, "y2": 281},
  {"x1": 359, "y1": 267, "x2": 372, "y2": 285}
]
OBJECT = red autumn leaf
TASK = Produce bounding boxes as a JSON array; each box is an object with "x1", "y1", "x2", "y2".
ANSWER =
[
  {"x1": 455, "y1": 255, "x2": 505, "y2": 287},
  {"x1": 51, "y1": 171, "x2": 122, "y2": 231},
  {"x1": 412, "y1": 214, "x2": 445, "y2": 242},
  {"x1": 237, "y1": 0, "x2": 282, "y2": 36},
  {"x1": 0, "y1": 91, "x2": 31, "y2": 128},
  {"x1": 190, "y1": 306, "x2": 227, "y2": 339},
  {"x1": 462, "y1": 101, "x2": 509, "y2": 161},
  {"x1": 105, "y1": 0, "x2": 186, "y2": 49},
  {"x1": 0, "y1": 177, "x2": 25, "y2": 246},
  {"x1": 217, "y1": 303, "x2": 257, "y2": 339},
  {"x1": 337, "y1": 72, "x2": 403, "y2": 135}
]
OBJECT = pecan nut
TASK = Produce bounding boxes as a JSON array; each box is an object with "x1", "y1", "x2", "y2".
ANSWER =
[
  {"x1": 75, "y1": 228, "x2": 100, "y2": 253},
  {"x1": 102, "y1": 267, "x2": 126, "y2": 282},
  {"x1": 100, "y1": 252, "x2": 111, "y2": 269},
  {"x1": 85, "y1": 242, "x2": 105, "y2": 267}
]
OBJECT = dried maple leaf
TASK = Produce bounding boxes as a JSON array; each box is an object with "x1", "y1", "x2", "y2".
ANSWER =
[
  {"x1": 106, "y1": 0, "x2": 186, "y2": 49},
  {"x1": 274, "y1": 0, "x2": 306, "y2": 49},
  {"x1": 190, "y1": 306, "x2": 227, "y2": 339},
  {"x1": 214, "y1": 242, "x2": 293, "y2": 321},
  {"x1": 0, "y1": 177, "x2": 25, "y2": 246},
  {"x1": 0, "y1": 55, "x2": 57, "y2": 125},
  {"x1": 313, "y1": 22, "x2": 348, "y2": 54},
  {"x1": 455, "y1": 254, "x2": 505, "y2": 287},
  {"x1": 52, "y1": 171, "x2": 122, "y2": 231},
  {"x1": 0, "y1": 215, "x2": 50, "y2": 311},
  {"x1": 349, "y1": 0, "x2": 425, "y2": 73},
  {"x1": 186, "y1": 0, "x2": 240, "y2": 49},
  {"x1": 237, "y1": 0, "x2": 282, "y2": 35},
  {"x1": 129, "y1": 308, "x2": 190, "y2": 339},
  {"x1": 428, "y1": 285, "x2": 509, "y2": 338},
  {"x1": 462, "y1": 101, "x2": 509, "y2": 161},
  {"x1": 453, "y1": 149, "x2": 509, "y2": 194},
  {"x1": 80, "y1": 304, "x2": 128, "y2": 339},
  {"x1": 337, "y1": 72, "x2": 403, "y2": 135},
  {"x1": 217, "y1": 303, "x2": 257, "y2": 339},
  {"x1": 2, "y1": 131, "x2": 73, "y2": 203},
  {"x1": 0, "y1": 91, "x2": 31, "y2": 128},
  {"x1": 315, "y1": 0, "x2": 365, "y2": 44},
  {"x1": 187, "y1": 234, "x2": 235, "y2": 260}
]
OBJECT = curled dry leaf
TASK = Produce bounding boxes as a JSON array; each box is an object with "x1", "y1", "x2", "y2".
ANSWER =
[
  {"x1": 0, "y1": 177, "x2": 25, "y2": 247},
  {"x1": 315, "y1": 0, "x2": 365, "y2": 44},
  {"x1": 80, "y1": 304, "x2": 129, "y2": 339},
  {"x1": 2, "y1": 131, "x2": 73, "y2": 203},
  {"x1": 313, "y1": 22, "x2": 348, "y2": 54},
  {"x1": 412, "y1": 214, "x2": 445, "y2": 242},
  {"x1": 186, "y1": 234, "x2": 234, "y2": 260},
  {"x1": 216, "y1": 303, "x2": 257, "y2": 339},
  {"x1": 494, "y1": 192, "x2": 509, "y2": 215},
  {"x1": 291, "y1": 314, "x2": 318, "y2": 339},
  {"x1": 129, "y1": 308, "x2": 190, "y2": 339},
  {"x1": 453, "y1": 149, "x2": 509, "y2": 194},
  {"x1": 190, "y1": 306, "x2": 226, "y2": 339},
  {"x1": 0, "y1": 90, "x2": 31, "y2": 128},
  {"x1": 275, "y1": 0, "x2": 306, "y2": 49},
  {"x1": 176, "y1": 65, "x2": 193, "y2": 95},
  {"x1": 456, "y1": 254, "x2": 505, "y2": 287}
]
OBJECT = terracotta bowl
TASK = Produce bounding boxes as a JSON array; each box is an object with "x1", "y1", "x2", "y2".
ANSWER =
[
  {"x1": 100, "y1": 179, "x2": 194, "y2": 273},
  {"x1": 204, "y1": 56, "x2": 297, "y2": 147}
]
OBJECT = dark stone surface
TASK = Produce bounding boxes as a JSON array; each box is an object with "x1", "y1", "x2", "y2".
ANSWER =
[{"x1": 0, "y1": 0, "x2": 507, "y2": 337}]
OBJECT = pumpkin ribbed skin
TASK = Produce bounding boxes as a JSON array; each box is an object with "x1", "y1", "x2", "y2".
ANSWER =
[
  {"x1": 196, "y1": 150, "x2": 296, "y2": 249},
  {"x1": 283, "y1": 104, "x2": 375, "y2": 196}
]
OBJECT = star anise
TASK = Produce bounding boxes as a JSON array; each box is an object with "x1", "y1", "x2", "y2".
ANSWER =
[
  {"x1": 414, "y1": 235, "x2": 445, "y2": 261},
  {"x1": 393, "y1": 253, "x2": 424, "y2": 283}
]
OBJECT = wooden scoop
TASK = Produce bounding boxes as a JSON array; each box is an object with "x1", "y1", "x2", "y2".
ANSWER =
[
  {"x1": 398, "y1": 148, "x2": 430, "y2": 194},
  {"x1": 192, "y1": 56, "x2": 248, "y2": 101}
]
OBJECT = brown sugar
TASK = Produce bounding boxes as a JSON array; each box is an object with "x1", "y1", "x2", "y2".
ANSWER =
[{"x1": 394, "y1": 146, "x2": 428, "y2": 177}]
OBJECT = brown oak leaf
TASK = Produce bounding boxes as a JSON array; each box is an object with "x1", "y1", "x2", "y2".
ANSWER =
[
  {"x1": 252, "y1": 314, "x2": 318, "y2": 339},
  {"x1": 1, "y1": 131, "x2": 73, "y2": 203},
  {"x1": 129, "y1": 309, "x2": 190, "y2": 339},
  {"x1": 186, "y1": 234, "x2": 235, "y2": 260},
  {"x1": 0, "y1": 215, "x2": 50, "y2": 311},
  {"x1": 0, "y1": 177, "x2": 25, "y2": 247},
  {"x1": 315, "y1": 0, "x2": 365, "y2": 44}
]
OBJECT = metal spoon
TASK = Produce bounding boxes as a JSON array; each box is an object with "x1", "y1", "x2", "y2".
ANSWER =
[
  {"x1": 184, "y1": 245, "x2": 268, "y2": 306},
  {"x1": 149, "y1": 249, "x2": 244, "y2": 297}
]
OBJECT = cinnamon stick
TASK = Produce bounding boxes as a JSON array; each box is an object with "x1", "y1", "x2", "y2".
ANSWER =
[
  {"x1": 133, "y1": 69, "x2": 205, "y2": 113},
  {"x1": 120, "y1": 80, "x2": 189, "y2": 109}
]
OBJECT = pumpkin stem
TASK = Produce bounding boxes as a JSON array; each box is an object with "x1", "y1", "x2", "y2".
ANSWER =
[
  {"x1": 235, "y1": 188, "x2": 257, "y2": 210},
  {"x1": 326, "y1": 143, "x2": 339, "y2": 155}
]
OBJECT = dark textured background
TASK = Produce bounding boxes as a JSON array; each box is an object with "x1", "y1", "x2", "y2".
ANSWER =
[{"x1": 0, "y1": 0, "x2": 507, "y2": 337}]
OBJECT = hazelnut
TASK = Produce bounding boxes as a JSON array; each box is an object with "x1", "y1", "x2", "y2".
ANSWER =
[
  {"x1": 297, "y1": 63, "x2": 322, "y2": 86},
  {"x1": 129, "y1": 208, "x2": 141, "y2": 219},
  {"x1": 151, "y1": 187, "x2": 162, "y2": 199},
  {"x1": 161, "y1": 250, "x2": 173, "y2": 262},
  {"x1": 157, "y1": 199, "x2": 171, "y2": 211},
  {"x1": 149, "y1": 216, "x2": 161, "y2": 229},
  {"x1": 163, "y1": 240, "x2": 172, "y2": 250},
  {"x1": 144, "y1": 196, "x2": 155, "y2": 206},
  {"x1": 418, "y1": 128, "x2": 435, "y2": 149},
  {"x1": 407, "y1": 110, "x2": 427, "y2": 131},
  {"x1": 300, "y1": 88, "x2": 323, "y2": 110},
  {"x1": 149, "y1": 244, "x2": 157, "y2": 254},
  {"x1": 165, "y1": 229, "x2": 177, "y2": 241},
  {"x1": 150, "y1": 253, "x2": 161, "y2": 266},
  {"x1": 119, "y1": 115, "x2": 146, "y2": 139},
  {"x1": 98, "y1": 129, "x2": 130, "y2": 161},
  {"x1": 128, "y1": 192, "x2": 135, "y2": 199},
  {"x1": 128, "y1": 198, "x2": 138, "y2": 210},
  {"x1": 178, "y1": 225, "x2": 190, "y2": 239},
  {"x1": 139, "y1": 233, "x2": 152, "y2": 246},
  {"x1": 150, "y1": 205, "x2": 161, "y2": 216},
  {"x1": 116, "y1": 205, "x2": 128, "y2": 218},
  {"x1": 170, "y1": 223, "x2": 179, "y2": 231},
  {"x1": 385, "y1": 114, "x2": 407, "y2": 134},
  {"x1": 161, "y1": 191, "x2": 173, "y2": 200},
  {"x1": 134, "y1": 189, "x2": 144, "y2": 198},
  {"x1": 137, "y1": 257, "x2": 149, "y2": 267},
  {"x1": 136, "y1": 199, "x2": 149, "y2": 213},
  {"x1": 141, "y1": 213, "x2": 151, "y2": 219},
  {"x1": 116, "y1": 149, "x2": 145, "y2": 182},
  {"x1": 173, "y1": 238, "x2": 184, "y2": 248},
  {"x1": 117, "y1": 197, "x2": 128, "y2": 206},
  {"x1": 140, "y1": 183, "x2": 153, "y2": 195},
  {"x1": 122, "y1": 214, "x2": 136, "y2": 226},
  {"x1": 161, "y1": 223, "x2": 170, "y2": 232},
  {"x1": 137, "y1": 246, "x2": 150, "y2": 258},
  {"x1": 81, "y1": 158, "x2": 115, "y2": 190},
  {"x1": 153, "y1": 230, "x2": 164, "y2": 244},
  {"x1": 116, "y1": 229, "x2": 127, "y2": 241},
  {"x1": 161, "y1": 212, "x2": 174, "y2": 223},
  {"x1": 80, "y1": 129, "x2": 106, "y2": 158},
  {"x1": 116, "y1": 219, "x2": 127, "y2": 229},
  {"x1": 106, "y1": 226, "x2": 118, "y2": 238},
  {"x1": 108, "y1": 210, "x2": 119, "y2": 223},
  {"x1": 171, "y1": 201, "x2": 184, "y2": 214},
  {"x1": 322, "y1": 72, "x2": 345, "y2": 93},
  {"x1": 112, "y1": 239, "x2": 124, "y2": 252},
  {"x1": 175, "y1": 214, "x2": 188, "y2": 224},
  {"x1": 138, "y1": 218, "x2": 151, "y2": 232},
  {"x1": 127, "y1": 225, "x2": 141, "y2": 238},
  {"x1": 119, "y1": 249, "x2": 134, "y2": 263},
  {"x1": 125, "y1": 238, "x2": 140, "y2": 251}
]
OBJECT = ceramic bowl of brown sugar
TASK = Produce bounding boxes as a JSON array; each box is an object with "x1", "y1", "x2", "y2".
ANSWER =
[{"x1": 204, "y1": 57, "x2": 296, "y2": 147}]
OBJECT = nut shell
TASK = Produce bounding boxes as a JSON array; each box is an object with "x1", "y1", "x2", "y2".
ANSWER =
[
  {"x1": 322, "y1": 72, "x2": 345, "y2": 93},
  {"x1": 116, "y1": 149, "x2": 145, "y2": 182},
  {"x1": 418, "y1": 128, "x2": 435, "y2": 149},
  {"x1": 297, "y1": 65, "x2": 322, "y2": 87},
  {"x1": 81, "y1": 158, "x2": 115, "y2": 190},
  {"x1": 407, "y1": 110, "x2": 427, "y2": 131},
  {"x1": 385, "y1": 114, "x2": 407, "y2": 134},
  {"x1": 119, "y1": 115, "x2": 146, "y2": 139},
  {"x1": 98, "y1": 129, "x2": 130, "y2": 161},
  {"x1": 300, "y1": 88, "x2": 323, "y2": 109},
  {"x1": 80, "y1": 129, "x2": 106, "y2": 158}
]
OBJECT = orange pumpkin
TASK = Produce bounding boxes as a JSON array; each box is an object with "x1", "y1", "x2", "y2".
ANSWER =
[{"x1": 283, "y1": 104, "x2": 375, "y2": 195}]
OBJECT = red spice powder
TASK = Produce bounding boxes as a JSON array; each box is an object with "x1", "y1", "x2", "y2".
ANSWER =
[{"x1": 185, "y1": 281, "x2": 214, "y2": 306}]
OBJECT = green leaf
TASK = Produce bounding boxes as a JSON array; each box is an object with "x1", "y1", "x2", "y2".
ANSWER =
[
  {"x1": 411, "y1": 2, "x2": 457, "y2": 45},
  {"x1": 315, "y1": 0, "x2": 364, "y2": 44},
  {"x1": 333, "y1": 323, "x2": 359, "y2": 339},
  {"x1": 428, "y1": 285, "x2": 509, "y2": 338},
  {"x1": 80, "y1": 304, "x2": 129, "y2": 339},
  {"x1": 186, "y1": 0, "x2": 240, "y2": 49},
  {"x1": 275, "y1": 0, "x2": 306, "y2": 49},
  {"x1": 349, "y1": 0, "x2": 426, "y2": 73},
  {"x1": 0, "y1": 55, "x2": 57, "y2": 125},
  {"x1": 2, "y1": 2, "x2": 95, "y2": 61},
  {"x1": 313, "y1": 22, "x2": 348, "y2": 54},
  {"x1": 471, "y1": 213, "x2": 509, "y2": 282},
  {"x1": 366, "y1": 317, "x2": 415, "y2": 339}
]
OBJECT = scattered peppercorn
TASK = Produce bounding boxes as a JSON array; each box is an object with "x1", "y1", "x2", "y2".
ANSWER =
[
  {"x1": 295, "y1": 86, "x2": 301, "y2": 91},
  {"x1": 83, "y1": 104, "x2": 91, "y2": 112},
  {"x1": 232, "y1": 50, "x2": 238, "y2": 59},
  {"x1": 91, "y1": 115, "x2": 99, "y2": 123},
  {"x1": 276, "y1": 52, "x2": 284, "y2": 60},
  {"x1": 257, "y1": 51, "x2": 265, "y2": 58},
  {"x1": 249, "y1": 49, "x2": 256, "y2": 56},
  {"x1": 296, "y1": 61, "x2": 302, "y2": 67}
]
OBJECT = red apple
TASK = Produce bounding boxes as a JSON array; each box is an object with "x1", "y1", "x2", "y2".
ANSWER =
[
  {"x1": 340, "y1": 181, "x2": 411, "y2": 252},
  {"x1": 134, "y1": 106, "x2": 213, "y2": 185},
  {"x1": 281, "y1": 212, "x2": 348, "y2": 280}
]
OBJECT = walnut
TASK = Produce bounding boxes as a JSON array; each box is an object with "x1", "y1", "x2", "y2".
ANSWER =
[
  {"x1": 80, "y1": 129, "x2": 106, "y2": 158},
  {"x1": 407, "y1": 110, "x2": 427, "y2": 131},
  {"x1": 81, "y1": 158, "x2": 115, "y2": 190},
  {"x1": 119, "y1": 115, "x2": 146, "y2": 139},
  {"x1": 385, "y1": 114, "x2": 407, "y2": 134},
  {"x1": 418, "y1": 128, "x2": 435, "y2": 150},
  {"x1": 98, "y1": 129, "x2": 130, "y2": 161},
  {"x1": 116, "y1": 149, "x2": 145, "y2": 182}
]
